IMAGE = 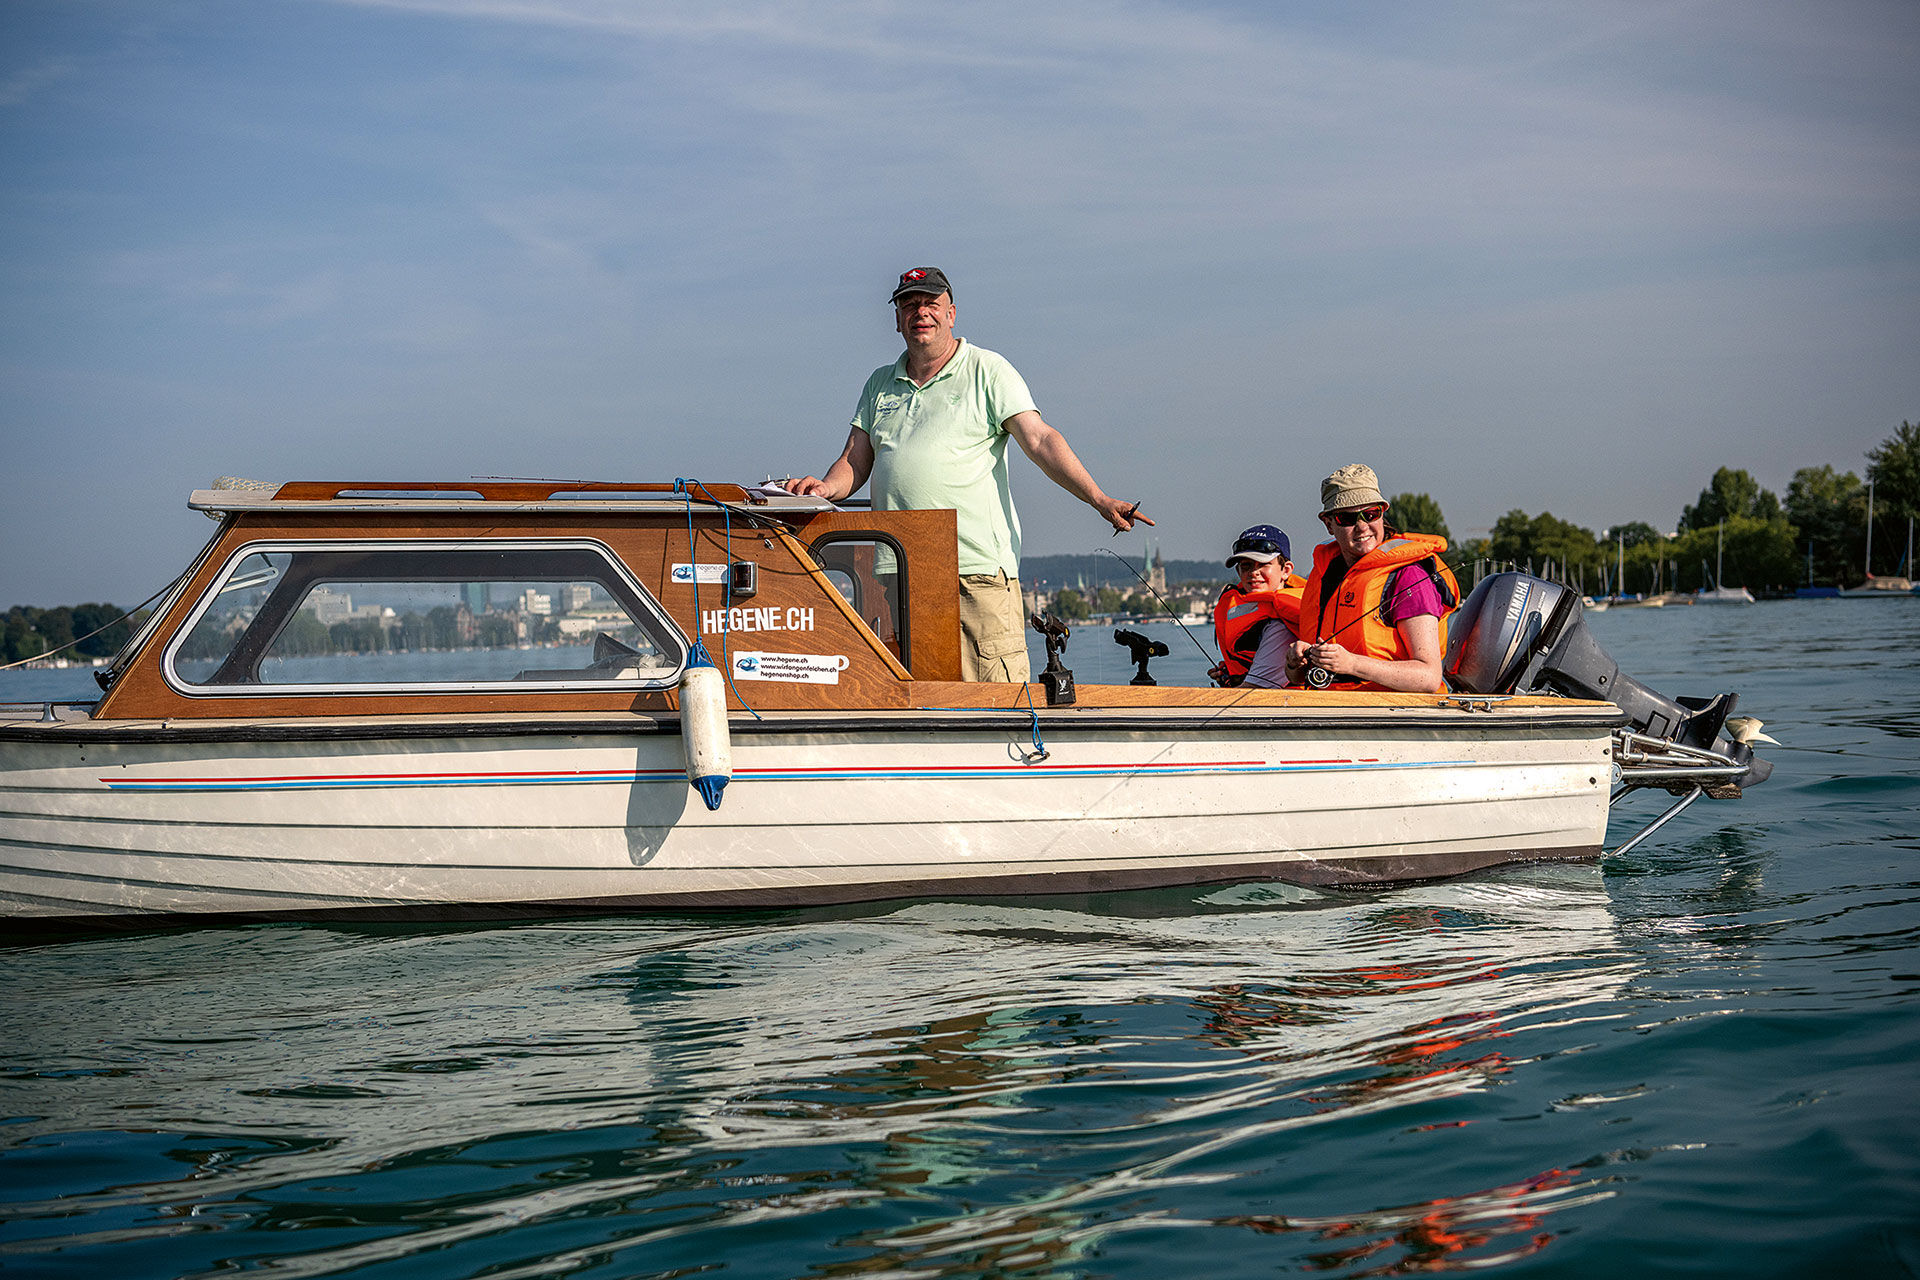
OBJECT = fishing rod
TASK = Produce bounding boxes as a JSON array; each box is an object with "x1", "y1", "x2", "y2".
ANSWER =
[{"x1": 1095, "y1": 546, "x2": 1220, "y2": 666}]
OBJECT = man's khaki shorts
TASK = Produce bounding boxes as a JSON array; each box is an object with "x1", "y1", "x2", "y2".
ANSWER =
[{"x1": 957, "y1": 570, "x2": 1032, "y2": 683}]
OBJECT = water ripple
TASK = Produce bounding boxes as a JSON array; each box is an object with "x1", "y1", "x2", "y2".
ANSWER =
[{"x1": 4, "y1": 602, "x2": 1918, "y2": 1275}]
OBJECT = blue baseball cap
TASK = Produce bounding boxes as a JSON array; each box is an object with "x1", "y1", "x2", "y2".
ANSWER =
[{"x1": 1227, "y1": 524, "x2": 1290, "y2": 566}]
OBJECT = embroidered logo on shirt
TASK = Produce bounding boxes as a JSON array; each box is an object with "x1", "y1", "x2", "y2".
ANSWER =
[{"x1": 876, "y1": 392, "x2": 908, "y2": 416}]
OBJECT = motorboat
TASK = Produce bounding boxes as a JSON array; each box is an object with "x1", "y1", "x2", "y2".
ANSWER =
[{"x1": 0, "y1": 480, "x2": 1771, "y2": 924}]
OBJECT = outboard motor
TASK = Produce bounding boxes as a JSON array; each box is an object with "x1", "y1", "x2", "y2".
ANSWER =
[{"x1": 1446, "y1": 573, "x2": 1771, "y2": 797}]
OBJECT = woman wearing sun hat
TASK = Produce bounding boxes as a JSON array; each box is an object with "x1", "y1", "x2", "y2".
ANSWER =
[
  {"x1": 1210, "y1": 524, "x2": 1305, "y2": 688},
  {"x1": 1289, "y1": 464, "x2": 1460, "y2": 693}
]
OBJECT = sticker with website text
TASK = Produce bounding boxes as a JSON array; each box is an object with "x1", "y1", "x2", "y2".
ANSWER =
[{"x1": 730, "y1": 651, "x2": 850, "y2": 684}]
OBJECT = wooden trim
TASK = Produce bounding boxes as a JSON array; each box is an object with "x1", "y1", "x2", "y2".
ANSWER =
[{"x1": 898, "y1": 681, "x2": 1612, "y2": 712}]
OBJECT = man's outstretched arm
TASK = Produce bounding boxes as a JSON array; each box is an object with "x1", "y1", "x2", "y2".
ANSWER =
[{"x1": 1003, "y1": 410, "x2": 1152, "y2": 534}]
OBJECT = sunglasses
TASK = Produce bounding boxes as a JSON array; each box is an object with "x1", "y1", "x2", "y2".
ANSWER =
[
  {"x1": 1231, "y1": 537, "x2": 1286, "y2": 558},
  {"x1": 1326, "y1": 505, "x2": 1387, "y2": 528}
]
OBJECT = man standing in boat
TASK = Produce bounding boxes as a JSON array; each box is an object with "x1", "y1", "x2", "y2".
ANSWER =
[{"x1": 786, "y1": 267, "x2": 1150, "y2": 682}]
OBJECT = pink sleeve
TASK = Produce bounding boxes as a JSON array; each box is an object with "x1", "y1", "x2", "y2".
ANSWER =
[{"x1": 1389, "y1": 569, "x2": 1447, "y2": 620}]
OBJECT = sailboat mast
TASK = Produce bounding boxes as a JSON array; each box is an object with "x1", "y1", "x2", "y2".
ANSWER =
[{"x1": 1866, "y1": 478, "x2": 1875, "y2": 579}]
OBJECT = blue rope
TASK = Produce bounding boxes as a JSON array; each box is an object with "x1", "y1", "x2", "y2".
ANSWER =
[
  {"x1": 675, "y1": 477, "x2": 760, "y2": 721},
  {"x1": 914, "y1": 699, "x2": 1048, "y2": 764},
  {"x1": 1019, "y1": 680, "x2": 1049, "y2": 761}
]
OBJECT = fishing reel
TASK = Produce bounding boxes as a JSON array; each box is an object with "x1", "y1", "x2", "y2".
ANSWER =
[
  {"x1": 1303, "y1": 665, "x2": 1333, "y2": 690},
  {"x1": 1113, "y1": 629, "x2": 1169, "y2": 686}
]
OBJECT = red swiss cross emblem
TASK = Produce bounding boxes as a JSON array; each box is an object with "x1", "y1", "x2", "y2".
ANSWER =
[{"x1": 900, "y1": 269, "x2": 926, "y2": 283}]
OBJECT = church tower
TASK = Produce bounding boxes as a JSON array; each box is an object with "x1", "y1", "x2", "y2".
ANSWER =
[{"x1": 1148, "y1": 542, "x2": 1167, "y2": 596}]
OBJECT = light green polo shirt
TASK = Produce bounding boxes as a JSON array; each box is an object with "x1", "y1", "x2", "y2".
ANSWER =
[{"x1": 852, "y1": 338, "x2": 1037, "y2": 578}]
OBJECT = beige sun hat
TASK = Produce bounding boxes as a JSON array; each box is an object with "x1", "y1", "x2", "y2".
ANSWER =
[{"x1": 1320, "y1": 463, "x2": 1387, "y2": 514}]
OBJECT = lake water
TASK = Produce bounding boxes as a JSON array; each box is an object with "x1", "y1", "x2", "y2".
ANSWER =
[{"x1": 2, "y1": 599, "x2": 1917, "y2": 1277}]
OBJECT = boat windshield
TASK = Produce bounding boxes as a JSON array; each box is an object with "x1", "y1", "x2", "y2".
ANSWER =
[{"x1": 165, "y1": 540, "x2": 686, "y2": 694}]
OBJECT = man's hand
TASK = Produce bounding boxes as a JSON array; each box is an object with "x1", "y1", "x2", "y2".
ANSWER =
[
  {"x1": 1097, "y1": 495, "x2": 1153, "y2": 535},
  {"x1": 785, "y1": 427, "x2": 874, "y2": 504}
]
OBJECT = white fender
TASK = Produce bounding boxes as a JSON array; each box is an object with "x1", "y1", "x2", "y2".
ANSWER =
[{"x1": 679, "y1": 644, "x2": 731, "y2": 810}]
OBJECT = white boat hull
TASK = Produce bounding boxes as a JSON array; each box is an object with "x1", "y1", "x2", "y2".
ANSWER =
[
  {"x1": 1839, "y1": 577, "x2": 1915, "y2": 598},
  {"x1": 0, "y1": 709, "x2": 1615, "y2": 920}
]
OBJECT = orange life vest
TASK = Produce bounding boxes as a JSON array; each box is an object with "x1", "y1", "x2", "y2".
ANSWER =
[
  {"x1": 1212, "y1": 578, "x2": 1304, "y2": 685},
  {"x1": 1299, "y1": 534, "x2": 1460, "y2": 692}
]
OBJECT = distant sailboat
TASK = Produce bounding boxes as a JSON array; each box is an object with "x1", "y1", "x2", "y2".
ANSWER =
[
  {"x1": 1695, "y1": 523, "x2": 1756, "y2": 605},
  {"x1": 1585, "y1": 536, "x2": 1612, "y2": 611},
  {"x1": 1625, "y1": 551, "x2": 1672, "y2": 606},
  {"x1": 1840, "y1": 480, "x2": 1914, "y2": 597}
]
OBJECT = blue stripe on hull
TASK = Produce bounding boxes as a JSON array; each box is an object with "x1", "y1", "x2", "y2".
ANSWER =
[{"x1": 99, "y1": 758, "x2": 1479, "y2": 793}]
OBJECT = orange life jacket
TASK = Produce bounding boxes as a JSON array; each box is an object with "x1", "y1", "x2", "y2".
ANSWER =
[
  {"x1": 1299, "y1": 534, "x2": 1460, "y2": 692},
  {"x1": 1212, "y1": 578, "x2": 1304, "y2": 685}
]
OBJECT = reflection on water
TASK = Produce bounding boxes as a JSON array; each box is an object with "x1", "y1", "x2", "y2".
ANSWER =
[
  {"x1": 0, "y1": 869, "x2": 1634, "y2": 1277},
  {"x1": 1216, "y1": 1163, "x2": 1612, "y2": 1276}
]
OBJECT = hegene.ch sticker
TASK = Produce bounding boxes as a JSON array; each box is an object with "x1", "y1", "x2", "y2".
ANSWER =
[
  {"x1": 730, "y1": 651, "x2": 850, "y2": 685},
  {"x1": 670, "y1": 563, "x2": 733, "y2": 585}
]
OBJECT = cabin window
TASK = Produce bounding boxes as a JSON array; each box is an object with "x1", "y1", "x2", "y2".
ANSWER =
[
  {"x1": 164, "y1": 540, "x2": 686, "y2": 694},
  {"x1": 808, "y1": 533, "x2": 909, "y2": 668}
]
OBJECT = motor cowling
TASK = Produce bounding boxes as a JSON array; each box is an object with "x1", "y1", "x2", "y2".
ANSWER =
[{"x1": 1444, "y1": 573, "x2": 1771, "y2": 789}]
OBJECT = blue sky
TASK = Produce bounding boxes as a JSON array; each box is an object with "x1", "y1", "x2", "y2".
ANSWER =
[{"x1": 3, "y1": 0, "x2": 1916, "y2": 605}]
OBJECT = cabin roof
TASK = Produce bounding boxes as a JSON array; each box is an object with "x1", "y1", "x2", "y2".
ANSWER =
[{"x1": 188, "y1": 480, "x2": 839, "y2": 517}]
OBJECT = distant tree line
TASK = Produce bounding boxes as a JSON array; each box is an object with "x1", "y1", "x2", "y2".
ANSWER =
[
  {"x1": 1417, "y1": 421, "x2": 1919, "y2": 595},
  {"x1": 2, "y1": 604, "x2": 148, "y2": 665},
  {"x1": 1049, "y1": 585, "x2": 1136, "y2": 621}
]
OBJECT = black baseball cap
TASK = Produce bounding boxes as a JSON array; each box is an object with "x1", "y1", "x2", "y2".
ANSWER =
[{"x1": 890, "y1": 266, "x2": 952, "y2": 303}]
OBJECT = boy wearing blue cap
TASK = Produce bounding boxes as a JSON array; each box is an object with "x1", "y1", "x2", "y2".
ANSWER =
[{"x1": 1211, "y1": 524, "x2": 1305, "y2": 688}]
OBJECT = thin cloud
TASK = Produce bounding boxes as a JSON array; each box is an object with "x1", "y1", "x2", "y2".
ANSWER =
[{"x1": 0, "y1": 56, "x2": 75, "y2": 106}]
